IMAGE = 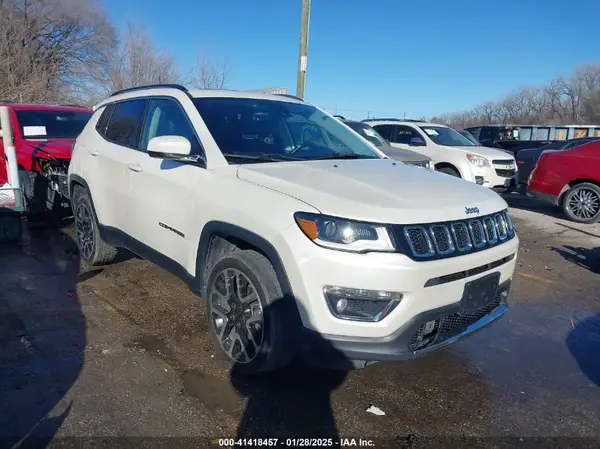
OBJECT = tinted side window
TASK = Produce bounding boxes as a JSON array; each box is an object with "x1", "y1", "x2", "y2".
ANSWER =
[
  {"x1": 140, "y1": 98, "x2": 201, "y2": 153},
  {"x1": 372, "y1": 124, "x2": 395, "y2": 140},
  {"x1": 105, "y1": 99, "x2": 147, "y2": 148},
  {"x1": 95, "y1": 103, "x2": 115, "y2": 137},
  {"x1": 479, "y1": 127, "x2": 492, "y2": 141},
  {"x1": 392, "y1": 125, "x2": 419, "y2": 144},
  {"x1": 466, "y1": 127, "x2": 481, "y2": 139}
]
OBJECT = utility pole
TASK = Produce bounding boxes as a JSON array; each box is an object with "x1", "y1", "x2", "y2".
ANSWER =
[{"x1": 296, "y1": 0, "x2": 311, "y2": 100}]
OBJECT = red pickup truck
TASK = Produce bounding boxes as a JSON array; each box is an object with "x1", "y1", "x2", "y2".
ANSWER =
[
  {"x1": 0, "y1": 102, "x2": 93, "y2": 217},
  {"x1": 528, "y1": 140, "x2": 600, "y2": 224}
]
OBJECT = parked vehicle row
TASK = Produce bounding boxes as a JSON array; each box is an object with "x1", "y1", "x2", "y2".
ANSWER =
[
  {"x1": 361, "y1": 119, "x2": 517, "y2": 192},
  {"x1": 516, "y1": 137, "x2": 600, "y2": 186},
  {"x1": 66, "y1": 84, "x2": 519, "y2": 374},
  {"x1": 0, "y1": 101, "x2": 93, "y2": 219},
  {"x1": 527, "y1": 139, "x2": 600, "y2": 223}
]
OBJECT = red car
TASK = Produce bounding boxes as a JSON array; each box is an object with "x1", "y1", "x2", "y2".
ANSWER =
[
  {"x1": 528, "y1": 140, "x2": 600, "y2": 223},
  {"x1": 0, "y1": 103, "x2": 93, "y2": 217}
]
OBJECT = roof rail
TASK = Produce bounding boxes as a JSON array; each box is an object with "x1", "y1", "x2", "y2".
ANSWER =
[
  {"x1": 333, "y1": 115, "x2": 346, "y2": 119},
  {"x1": 274, "y1": 93, "x2": 304, "y2": 101},
  {"x1": 362, "y1": 117, "x2": 424, "y2": 123},
  {"x1": 110, "y1": 84, "x2": 188, "y2": 98}
]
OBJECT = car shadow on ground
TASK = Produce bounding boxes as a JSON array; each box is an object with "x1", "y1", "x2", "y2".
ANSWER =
[
  {"x1": 566, "y1": 313, "x2": 600, "y2": 387},
  {"x1": 229, "y1": 298, "x2": 350, "y2": 439},
  {"x1": 502, "y1": 192, "x2": 565, "y2": 219},
  {"x1": 0, "y1": 220, "x2": 85, "y2": 448},
  {"x1": 551, "y1": 245, "x2": 600, "y2": 275}
]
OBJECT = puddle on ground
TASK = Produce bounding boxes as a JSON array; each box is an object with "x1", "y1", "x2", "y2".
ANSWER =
[{"x1": 182, "y1": 370, "x2": 241, "y2": 415}]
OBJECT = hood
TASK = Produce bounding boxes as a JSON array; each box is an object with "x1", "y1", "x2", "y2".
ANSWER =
[
  {"x1": 379, "y1": 145, "x2": 431, "y2": 163},
  {"x1": 442, "y1": 145, "x2": 516, "y2": 161},
  {"x1": 22, "y1": 138, "x2": 74, "y2": 160},
  {"x1": 236, "y1": 159, "x2": 508, "y2": 224}
]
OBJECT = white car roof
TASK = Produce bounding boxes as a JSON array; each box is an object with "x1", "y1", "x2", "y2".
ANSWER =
[
  {"x1": 363, "y1": 120, "x2": 443, "y2": 128},
  {"x1": 94, "y1": 87, "x2": 305, "y2": 110}
]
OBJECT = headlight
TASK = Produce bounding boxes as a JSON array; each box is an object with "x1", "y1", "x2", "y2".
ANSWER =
[
  {"x1": 294, "y1": 212, "x2": 395, "y2": 252},
  {"x1": 466, "y1": 153, "x2": 490, "y2": 167}
]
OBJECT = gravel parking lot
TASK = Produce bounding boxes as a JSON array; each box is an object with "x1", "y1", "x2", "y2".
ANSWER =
[{"x1": 1, "y1": 194, "x2": 599, "y2": 447}]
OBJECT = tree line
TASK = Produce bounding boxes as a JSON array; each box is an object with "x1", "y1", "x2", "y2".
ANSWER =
[
  {"x1": 0, "y1": 0, "x2": 231, "y2": 106},
  {"x1": 428, "y1": 64, "x2": 600, "y2": 129}
]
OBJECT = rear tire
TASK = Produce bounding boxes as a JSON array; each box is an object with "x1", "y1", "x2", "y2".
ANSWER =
[
  {"x1": 205, "y1": 249, "x2": 297, "y2": 375},
  {"x1": 437, "y1": 166, "x2": 461, "y2": 178},
  {"x1": 71, "y1": 186, "x2": 118, "y2": 265},
  {"x1": 562, "y1": 183, "x2": 600, "y2": 224}
]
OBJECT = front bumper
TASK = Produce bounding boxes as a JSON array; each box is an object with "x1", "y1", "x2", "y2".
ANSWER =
[
  {"x1": 275, "y1": 223, "x2": 519, "y2": 343},
  {"x1": 527, "y1": 188, "x2": 560, "y2": 206},
  {"x1": 470, "y1": 165, "x2": 517, "y2": 191},
  {"x1": 302, "y1": 278, "x2": 510, "y2": 368}
]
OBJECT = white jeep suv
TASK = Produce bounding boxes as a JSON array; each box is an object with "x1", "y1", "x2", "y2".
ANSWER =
[
  {"x1": 68, "y1": 85, "x2": 519, "y2": 374},
  {"x1": 363, "y1": 119, "x2": 518, "y2": 191}
]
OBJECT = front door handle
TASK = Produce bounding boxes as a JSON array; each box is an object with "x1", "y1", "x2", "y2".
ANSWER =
[
  {"x1": 88, "y1": 149, "x2": 99, "y2": 156},
  {"x1": 127, "y1": 163, "x2": 143, "y2": 173}
]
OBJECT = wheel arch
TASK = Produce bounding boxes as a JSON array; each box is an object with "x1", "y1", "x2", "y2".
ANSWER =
[
  {"x1": 434, "y1": 162, "x2": 462, "y2": 178},
  {"x1": 196, "y1": 222, "x2": 295, "y2": 303},
  {"x1": 558, "y1": 178, "x2": 600, "y2": 204}
]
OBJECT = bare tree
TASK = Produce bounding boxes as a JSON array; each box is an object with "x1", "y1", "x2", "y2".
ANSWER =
[
  {"x1": 187, "y1": 55, "x2": 231, "y2": 89},
  {"x1": 0, "y1": 0, "x2": 116, "y2": 103},
  {"x1": 98, "y1": 22, "x2": 180, "y2": 97},
  {"x1": 438, "y1": 63, "x2": 600, "y2": 127}
]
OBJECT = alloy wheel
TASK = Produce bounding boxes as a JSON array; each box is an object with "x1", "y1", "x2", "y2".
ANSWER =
[
  {"x1": 75, "y1": 203, "x2": 94, "y2": 259},
  {"x1": 209, "y1": 268, "x2": 264, "y2": 363},
  {"x1": 567, "y1": 188, "x2": 600, "y2": 221}
]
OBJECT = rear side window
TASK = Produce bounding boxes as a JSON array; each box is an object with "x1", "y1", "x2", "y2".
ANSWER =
[
  {"x1": 95, "y1": 104, "x2": 115, "y2": 137},
  {"x1": 478, "y1": 127, "x2": 492, "y2": 141},
  {"x1": 391, "y1": 125, "x2": 421, "y2": 145},
  {"x1": 371, "y1": 124, "x2": 395, "y2": 140},
  {"x1": 105, "y1": 99, "x2": 147, "y2": 148}
]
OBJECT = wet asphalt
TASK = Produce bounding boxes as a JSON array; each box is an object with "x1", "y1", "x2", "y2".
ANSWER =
[{"x1": 0, "y1": 195, "x2": 599, "y2": 447}]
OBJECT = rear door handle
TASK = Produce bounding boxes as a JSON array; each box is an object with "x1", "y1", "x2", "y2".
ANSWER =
[
  {"x1": 88, "y1": 149, "x2": 99, "y2": 156},
  {"x1": 127, "y1": 163, "x2": 143, "y2": 173}
]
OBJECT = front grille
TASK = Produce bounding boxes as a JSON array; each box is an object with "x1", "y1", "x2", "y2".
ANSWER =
[
  {"x1": 409, "y1": 295, "x2": 502, "y2": 351},
  {"x1": 492, "y1": 159, "x2": 514, "y2": 165},
  {"x1": 394, "y1": 210, "x2": 515, "y2": 261},
  {"x1": 495, "y1": 168, "x2": 516, "y2": 178}
]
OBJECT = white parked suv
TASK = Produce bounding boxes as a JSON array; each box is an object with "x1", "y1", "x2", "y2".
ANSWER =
[
  {"x1": 68, "y1": 84, "x2": 519, "y2": 374},
  {"x1": 363, "y1": 119, "x2": 518, "y2": 191}
]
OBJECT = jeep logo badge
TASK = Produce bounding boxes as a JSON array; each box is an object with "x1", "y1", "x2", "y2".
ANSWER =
[{"x1": 465, "y1": 206, "x2": 480, "y2": 215}]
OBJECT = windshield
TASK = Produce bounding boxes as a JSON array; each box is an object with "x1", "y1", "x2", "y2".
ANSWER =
[
  {"x1": 419, "y1": 126, "x2": 477, "y2": 147},
  {"x1": 345, "y1": 122, "x2": 387, "y2": 147},
  {"x1": 15, "y1": 109, "x2": 92, "y2": 139},
  {"x1": 193, "y1": 97, "x2": 382, "y2": 162},
  {"x1": 459, "y1": 130, "x2": 480, "y2": 145}
]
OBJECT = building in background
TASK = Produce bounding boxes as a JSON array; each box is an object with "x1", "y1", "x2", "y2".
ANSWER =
[{"x1": 246, "y1": 87, "x2": 288, "y2": 95}]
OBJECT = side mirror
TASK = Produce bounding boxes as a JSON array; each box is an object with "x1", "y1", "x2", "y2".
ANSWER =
[
  {"x1": 409, "y1": 137, "x2": 425, "y2": 146},
  {"x1": 147, "y1": 135, "x2": 191, "y2": 159}
]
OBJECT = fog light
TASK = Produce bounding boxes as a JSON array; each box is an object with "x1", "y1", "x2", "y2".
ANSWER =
[
  {"x1": 475, "y1": 176, "x2": 485, "y2": 185},
  {"x1": 336, "y1": 298, "x2": 348, "y2": 313},
  {"x1": 323, "y1": 286, "x2": 403, "y2": 322}
]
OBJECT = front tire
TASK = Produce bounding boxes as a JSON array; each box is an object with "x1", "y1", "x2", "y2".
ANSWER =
[
  {"x1": 206, "y1": 249, "x2": 297, "y2": 375},
  {"x1": 71, "y1": 186, "x2": 118, "y2": 265},
  {"x1": 562, "y1": 183, "x2": 600, "y2": 224}
]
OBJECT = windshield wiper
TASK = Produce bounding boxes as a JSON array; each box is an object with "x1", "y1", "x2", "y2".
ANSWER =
[
  {"x1": 222, "y1": 153, "x2": 304, "y2": 162},
  {"x1": 315, "y1": 152, "x2": 366, "y2": 160}
]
